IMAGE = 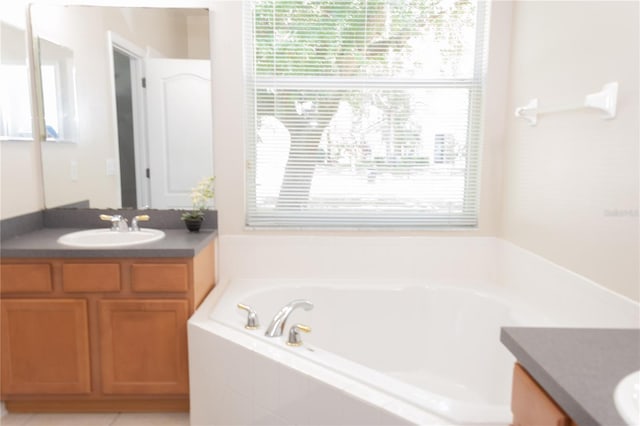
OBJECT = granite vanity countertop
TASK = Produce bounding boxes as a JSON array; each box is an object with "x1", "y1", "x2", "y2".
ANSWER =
[
  {"x1": 0, "y1": 227, "x2": 217, "y2": 258},
  {"x1": 501, "y1": 327, "x2": 640, "y2": 426}
]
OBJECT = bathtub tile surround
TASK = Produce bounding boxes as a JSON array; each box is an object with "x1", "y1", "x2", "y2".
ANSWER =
[
  {"x1": 217, "y1": 235, "x2": 499, "y2": 286},
  {"x1": 188, "y1": 321, "x2": 419, "y2": 426},
  {"x1": 498, "y1": 240, "x2": 640, "y2": 327},
  {"x1": 216, "y1": 235, "x2": 638, "y2": 327},
  {"x1": 189, "y1": 235, "x2": 639, "y2": 425}
]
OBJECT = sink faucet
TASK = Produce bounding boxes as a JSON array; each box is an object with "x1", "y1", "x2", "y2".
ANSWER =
[
  {"x1": 264, "y1": 299, "x2": 313, "y2": 337},
  {"x1": 100, "y1": 214, "x2": 128, "y2": 232},
  {"x1": 100, "y1": 214, "x2": 150, "y2": 232}
]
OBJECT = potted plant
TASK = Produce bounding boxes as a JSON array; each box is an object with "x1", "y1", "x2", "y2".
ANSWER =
[{"x1": 181, "y1": 176, "x2": 215, "y2": 232}]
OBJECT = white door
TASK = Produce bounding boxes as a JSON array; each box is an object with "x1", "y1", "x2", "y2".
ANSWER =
[{"x1": 145, "y1": 58, "x2": 213, "y2": 209}]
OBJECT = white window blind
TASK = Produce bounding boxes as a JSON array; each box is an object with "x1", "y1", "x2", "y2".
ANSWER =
[{"x1": 245, "y1": 0, "x2": 489, "y2": 228}]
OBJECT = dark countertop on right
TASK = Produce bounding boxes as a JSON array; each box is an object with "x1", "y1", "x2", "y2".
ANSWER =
[{"x1": 501, "y1": 327, "x2": 640, "y2": 426}]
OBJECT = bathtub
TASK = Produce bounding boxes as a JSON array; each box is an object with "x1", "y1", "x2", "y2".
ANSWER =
[{"x1": 189, "y1": 279, "x2": 548, "y2": 425}]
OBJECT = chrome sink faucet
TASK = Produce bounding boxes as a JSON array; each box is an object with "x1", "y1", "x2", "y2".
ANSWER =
[
  {"x1": 265, "y1": 299, "x2": 313, "y2": 337},
  {"x1": 100, "y1": 214, "x2": 149, "y2": 232},
  {"x1": 100, "y1": 214, "x2": 128, "y2": 232}
]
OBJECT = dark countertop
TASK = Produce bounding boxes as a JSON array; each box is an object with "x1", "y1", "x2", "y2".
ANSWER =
[
  {"x1": 501, "y1": 327, "x2": 640, "y2": 426},
  {"x1": 0, "y1": 227, "x2": 217, "y2": 258}
]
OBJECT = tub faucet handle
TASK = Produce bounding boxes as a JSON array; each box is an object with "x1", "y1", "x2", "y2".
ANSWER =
[
  {"x1": 237, "y1": 303, "x2": 260, "y2": 330},
  {"x1": 286, "y1": 324, "x2": 311, "y2": 347}
]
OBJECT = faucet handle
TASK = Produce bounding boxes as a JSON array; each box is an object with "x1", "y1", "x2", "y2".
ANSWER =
[
  {"x1": 286, "y1": 324, "x2": 311, "y2": 347},
  {"x1": 237, "y1": 303, "x2": 260, "y2": 330},
  {"x1": 130, "y1": 215, "x2": 150, "y2": 231},
  {"x1": 100, "y1": 214, "x2": 127, "y2": 231}
]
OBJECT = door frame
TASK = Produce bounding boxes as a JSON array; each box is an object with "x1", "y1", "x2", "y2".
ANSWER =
[{"x1": 106, "y1": 31, "x2": 149, "y2": 208}]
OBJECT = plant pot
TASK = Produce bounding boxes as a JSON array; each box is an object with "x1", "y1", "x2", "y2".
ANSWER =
[{"x1": 184, "y1": 217, "x2": 203, "y2": 232}]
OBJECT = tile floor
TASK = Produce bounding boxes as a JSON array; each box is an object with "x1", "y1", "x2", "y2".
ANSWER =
[{"x1": 0, "y1": 412, "x2": 189, "y2": 426}]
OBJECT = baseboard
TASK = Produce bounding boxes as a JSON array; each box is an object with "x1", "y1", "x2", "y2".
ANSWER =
[{"x1": 4, "y1": 399, "x2": 189, "y2": 413}]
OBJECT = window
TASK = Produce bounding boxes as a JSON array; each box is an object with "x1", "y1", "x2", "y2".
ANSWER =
[
  {"x1": 0, "y1": 22, "x2": 32, "y2": 141},
  {"x1": 38, "y1": 37, "x2": 78, "y2": 142},
  {"x1": 245, "y1": 0, "x2": 488, "y2": 228}
]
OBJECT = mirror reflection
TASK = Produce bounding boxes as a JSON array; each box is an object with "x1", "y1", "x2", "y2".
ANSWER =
[
  {"x1": 0, "y1": 21, "x2": 32, "y2": 141},
  {"x1": 30, "y1": 5, "x2": 213, "y2": 210},
  {"x1": 38, "y1": 37, "x2": 78, "y2": 142}
]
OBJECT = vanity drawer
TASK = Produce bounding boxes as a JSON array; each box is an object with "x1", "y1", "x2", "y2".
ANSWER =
[
  {"x1": 131, "y1": 264, "x2": 189, "y2": 293},
  {"x1": 0, "y1": 264, "x2": 53, "y2": 293},
  {"x1": 62, "y1": 263, "x2": 121, "y2": 292}
]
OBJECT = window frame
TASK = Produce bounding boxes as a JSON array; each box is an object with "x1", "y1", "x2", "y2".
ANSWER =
[{"x1": 244, "y1": 0, "x2": 490, "y2": 230}]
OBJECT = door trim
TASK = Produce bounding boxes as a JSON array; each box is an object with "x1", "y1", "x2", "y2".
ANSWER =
[{"x1": 106, "y1": 31, "x2": 149, "y2": 208}]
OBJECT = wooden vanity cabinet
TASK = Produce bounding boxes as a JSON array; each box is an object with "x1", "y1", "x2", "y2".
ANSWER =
[
  {"x1": 99, "y1": 299, "x2": 189, "y2": 395},
  {"x1": 511, "y1": 363, "x2": 578, "y2": 426},
  {"x1": 1, "y1": 299, "x2": 91, "y2": 395},
  {"x1": 0, "y1": 240, "x2": 215, "y2": 412}
]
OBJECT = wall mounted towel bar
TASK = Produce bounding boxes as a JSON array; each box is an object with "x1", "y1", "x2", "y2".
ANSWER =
[{"x1": 514, "y1": 81, "x2": 618, "y2": 126}]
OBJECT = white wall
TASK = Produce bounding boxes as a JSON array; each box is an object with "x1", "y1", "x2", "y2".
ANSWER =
[
  {"x1": 500, "y1": 1, "x2": 639, "y2": 301},
  {"x1": 187, "y1": 14, "x2": 210, "y2": 59},
  {"x1": 0, "y1": 142, "x2": 43, "y2": 218}
]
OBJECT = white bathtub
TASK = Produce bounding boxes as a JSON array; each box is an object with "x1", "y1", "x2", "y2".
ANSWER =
[
  {"x1": 189, "y1": 279, "x2": 547, "y2": 425},
  {"x1": 188, "y1": 236, "x2": 639, "y2": 425}
]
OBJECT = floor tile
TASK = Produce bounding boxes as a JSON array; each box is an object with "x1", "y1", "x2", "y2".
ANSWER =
[
  {"x1": 111, "y1": 412, "x2": 189, "y2": 426},
  {"x1": 0, "y1": 413, "x2": 34, "y2": 426},
  {"x1": 23, "y1": 413, "x2": 117, "y2": 426}
]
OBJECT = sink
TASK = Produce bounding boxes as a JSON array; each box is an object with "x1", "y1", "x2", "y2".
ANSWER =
[
  {"x1": 57, "y1": 228, "x2": 165, "y2": 248},
  {"x1": 615, "y1": 370, "x2": 640, "y2": 425}
]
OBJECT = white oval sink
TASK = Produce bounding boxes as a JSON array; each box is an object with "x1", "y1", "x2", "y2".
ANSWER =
[
  {"x1": 57, "y1": 228, "x2": 165, "y2": 248},
  {"x1": 615, "y1": 370, "x2": 640, "y2": 425}
]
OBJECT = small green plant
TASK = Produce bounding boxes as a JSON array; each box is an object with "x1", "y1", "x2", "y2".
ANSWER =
[{"x1": 181, "y1": 176, "x2": 215, "y2": 221}]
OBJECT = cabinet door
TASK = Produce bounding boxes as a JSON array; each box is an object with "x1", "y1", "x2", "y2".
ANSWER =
[
  {"x1": 512, "y1": 363, "x2": 572, "y2": 426},
  {"x1": 0, "y1": 299, "x2": 91, "y2": 395},
  {"x1": 99, "y1": 299, "x2": 189, "y2": 395}
]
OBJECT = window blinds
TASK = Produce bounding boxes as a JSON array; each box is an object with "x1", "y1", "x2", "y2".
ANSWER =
[{"x1": 245, "y1": 0, "x2": 489, "y2": 228}]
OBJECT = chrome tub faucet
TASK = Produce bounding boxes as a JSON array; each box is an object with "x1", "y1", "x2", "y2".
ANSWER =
[{"x1": 265, "y1": 299, "x2": 313, "y2": 337}]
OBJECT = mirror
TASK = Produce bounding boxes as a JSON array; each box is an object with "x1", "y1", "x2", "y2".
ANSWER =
[
  {"x1": 38, "y1": 37, "x2": 78, "y2": 142},
  {"x1": 0, "y1": 21, "x2": 33, "y2": 141},
  {"x1": 30, "y1": 4, "x2": 213, "y2": 210}
]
